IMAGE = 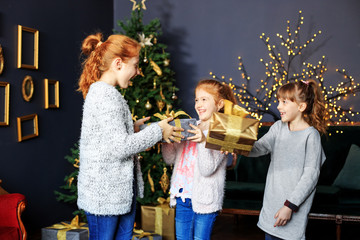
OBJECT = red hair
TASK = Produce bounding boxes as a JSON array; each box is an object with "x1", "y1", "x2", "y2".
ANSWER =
[
  {"x1": 277, "y1": 79, "x2": 329, "y2": 134},
  {"x1": 78, "y1": 33, "x2": 141, "y2": 98},
  {"x1": 195, "y1": 79, "x2": 237, "y2": 112}
]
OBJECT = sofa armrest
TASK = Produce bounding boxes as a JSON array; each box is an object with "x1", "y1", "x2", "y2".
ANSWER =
[{"x1": 0, "y1": 193, "x2": 27, "y2": 240}]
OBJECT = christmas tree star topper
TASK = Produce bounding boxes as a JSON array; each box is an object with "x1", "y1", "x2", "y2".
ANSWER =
[{"x1": 130, "y1": 0, "x2": 147, "y2": 11}]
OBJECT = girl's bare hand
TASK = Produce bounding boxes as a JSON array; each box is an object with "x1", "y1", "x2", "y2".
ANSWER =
[
  {"x1": 134, "y1": 116, "x2": 151, "y2": 133},
  {"x1": 158, "y1": 117, "x2": 184, "y2": 143},
  {"x1": 187, "y1": 124, "x2": 206, "y2": 143}
]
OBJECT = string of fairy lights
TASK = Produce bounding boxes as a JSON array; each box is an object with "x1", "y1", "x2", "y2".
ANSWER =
[{"x1": 210, "y1": 10, "x2": 360, "y2": 125}]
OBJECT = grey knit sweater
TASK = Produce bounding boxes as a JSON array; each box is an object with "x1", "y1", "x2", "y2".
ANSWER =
[
  {"x1": 162, "y1": 127, "x2": 228, "y2": 214},
  {"x1": 249, "y1": 120, "x2": 326, "y2": 240},
  {"x1": 77, "y1": 81, "x2": 162, "y2": 215}
]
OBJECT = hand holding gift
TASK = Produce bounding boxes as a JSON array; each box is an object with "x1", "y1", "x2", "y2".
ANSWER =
[
  {"x1": 158, "y1": 117, "x2": 184, "y2": 143},
  {"x1": 140, "y1": 109, "x2": 197, "y2": 142},
  {"x1": 186, "y1": 123, "x2": 206, "y2": 143}
]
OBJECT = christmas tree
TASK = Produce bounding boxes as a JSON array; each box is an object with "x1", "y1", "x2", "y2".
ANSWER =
[
  {"x1": 55, "y1": 1, "x2": 180, "y2": 212},
  {"x1": 211, "y1": 10, "x2": 360, "y2": 124}
]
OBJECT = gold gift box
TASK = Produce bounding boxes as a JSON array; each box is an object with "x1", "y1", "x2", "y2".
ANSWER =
[
  {"x1": 141, "y1": 205, "x2": 175, "y2": 240},
  {"x1": 205, "y1": 100, "x2": 260, "y2": 156}
]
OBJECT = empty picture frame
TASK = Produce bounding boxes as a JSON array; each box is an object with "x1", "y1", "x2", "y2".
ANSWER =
[
  {"x1": 44, "y1": 78, "x2": 59, "y2": 109},
  {"x1": 17, "y1": 25, "x2": 39, "y2": 70},
  {"x1": 17, "y1": 113, "x2": 39, "y2": 142},
  {"x1": 22, "y1": 75, "x2": 34, "y2": 102},
  {"x1": 0, "y1": 82, "x2": 10, "y2": 126}
]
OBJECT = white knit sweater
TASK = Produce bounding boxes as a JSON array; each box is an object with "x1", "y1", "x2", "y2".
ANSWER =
[
  {"x1": 162, "y1": 128, "x2": 228, "y2": 214},
  {"x1": 77, "y1": 81, "x2": 162, "y2": 215}
]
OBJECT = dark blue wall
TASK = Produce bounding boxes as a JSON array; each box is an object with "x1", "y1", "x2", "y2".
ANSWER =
[
  {"x1": 0, "y1": 0, "x2": 113, "y2": 232},
  {"x1": 114, "y1": 0, "x2": 360, "y2": 120}
]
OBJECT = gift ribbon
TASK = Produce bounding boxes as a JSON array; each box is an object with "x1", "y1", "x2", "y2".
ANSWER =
[
  {"x1": 223, "y1": 99, "x2": 249, "y2": 117},
  {"x1": 154, "y1": 110, "x2": 191, "y2": 142},
  {"x1": 132, "y1": 229, "x2": 154, "y2": 240},
  {"x1": 154, "y1": 197, "x2": 171, "y2": 236},
  {"x1": 154, "y1": 110, "x2": 191, "y2": 120},
  {"x1": 47, "y1": 215, "x2": 88, "y2": 240}
]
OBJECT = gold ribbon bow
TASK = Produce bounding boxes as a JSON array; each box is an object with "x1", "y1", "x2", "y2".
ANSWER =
[
  {"x1": 223, "y1": 99, "x2": 249, "y2": 117},
  {"x1": 132, "y1": 229, "x2": 154, "y2": 240},
  {"x1": 47, "y1": 215, "x2": 88, "y2": 240},
  {"x1": 154, "y1": 197, "x2": 171, "y2": 236},
  {"x1": 153, "y1": 110, "x2": 191, "y2": 120}
]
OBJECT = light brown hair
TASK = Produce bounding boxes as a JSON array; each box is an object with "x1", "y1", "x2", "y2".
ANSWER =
[
  {"x1": 78, "y1": 33, "x2": 141, "y2": 98},
  {"x1": 277, "y1": 79, "x2": 329, "y2": 134},
  {"x1": 195, "y1": 79, "x2": 237, "y2": 112}
]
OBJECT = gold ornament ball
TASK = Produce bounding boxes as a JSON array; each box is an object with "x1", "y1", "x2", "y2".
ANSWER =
[
  {"x1": 145, "y1": 100, "x2": 152, "y2": 110},
  {"x1": 171, "y1": 93, "x2": 178, "y2": 100}
]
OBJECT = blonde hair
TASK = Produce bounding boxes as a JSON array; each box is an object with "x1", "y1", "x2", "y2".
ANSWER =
[
  {"x1": 277, "y1": 80, "x2": 329, "y2": 134},
  {"x1": 78, "y1": 33, "x2": 141, "y2": 98},
  {"x1": 195, "y1": 79, "x2": 237, "y2": 112}
]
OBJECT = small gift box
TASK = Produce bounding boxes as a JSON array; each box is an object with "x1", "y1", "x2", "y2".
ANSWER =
[
  {"x1": 205, "y1": 100, "x2": 260, "y2": 156},
  {"x1": 132, "y1": 229, "x2": 162, "y2": 240},
  {"x1": 140, "y1": 110, "x2": 197, "y2": 142},
  {"x1": 141, "y1": 198, "x2": 175, "y2": 240},
  {"x1": 41, "y1": 215, "x2": 88, "y2": 240}
]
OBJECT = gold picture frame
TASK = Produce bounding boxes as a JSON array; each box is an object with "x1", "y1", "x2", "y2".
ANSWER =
[
  {"x1": 0, "y1": 82, "x2": 10, "y2": 126},
  {"x1": 44, "y1": 78, "x2": 59, "y2": 109},
  {"x1": 17, "y1": 25, "x2": 39, "y2": 70},
  {"x1": 0, "y1": 44, "x2": 4, "y2": 75},
  {"x1": 22, "y1": 75, "x2": 34, "y2": 102},
  {"x1": 17, "y1": 113, "x2": 39, "y2": 142}
]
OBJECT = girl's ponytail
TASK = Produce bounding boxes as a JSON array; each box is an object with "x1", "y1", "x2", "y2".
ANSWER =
[
  {"x1": 304, "y1": 80, "x2": 329, "y2": 134},
  {"x1": 78, "y1": 33, "x2": 104, "y2": 99}
]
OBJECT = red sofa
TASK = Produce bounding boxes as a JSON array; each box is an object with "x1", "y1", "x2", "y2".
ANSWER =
[{"x1": 0, "y1": 180, "x2": 27, "y2": 240}]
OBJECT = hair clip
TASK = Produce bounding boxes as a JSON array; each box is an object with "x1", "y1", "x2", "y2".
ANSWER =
[{"x1": 301, "y1": 80, "x2": 309, "y2": 85}]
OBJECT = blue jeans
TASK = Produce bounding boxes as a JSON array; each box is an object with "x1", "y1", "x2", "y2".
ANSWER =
[
  {"x1": 175, "y1": 198, "x2": 218, "y2": 240},
  {"x1": 265, "y1": 232, "x2": 284, "y2": 240}
]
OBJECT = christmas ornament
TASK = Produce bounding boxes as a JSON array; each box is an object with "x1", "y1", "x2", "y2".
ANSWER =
[
  {"x1": 163, "y1": 59, "x2": 170, "y2": 67},
  {"x1": 145, "y1": 100, "x2": 152, "y2": 110},
  {"x1": 156, "y1": 100, "x2": 165, "y2": 111},
  {"x1": 148, "y1": 169, "x2": 155, "y2": 192},
  {"x1": 130, "y1": 0, "x2": 147, "y2": 11},
  {"x1": 150, "y1": 59, "x2": 162, "y2": 76},
  {"x1": 138, "y1": 33, "x2": 153, "y2": 48},
  {"x1": 139, "y1": 67, "x2": 144, "y2": 77},
  {"x1": 160, "y1": 167, "x2": 170, "y2": 193},
  {"x1": 153, "y1": 77, "x2": 157, "y2": 89},
  {"x1": 73, "y1": 158, "x2": 80, "y2": 168},
  {"x1": 67, "y1": 177, "x2": 74, "y2": 187},
  {"x1": 171, "y1": 92, "x2": 178, "y2": 100},
  {"x1": 137, "y1": 153, "x2": 143, "y2": 161}
]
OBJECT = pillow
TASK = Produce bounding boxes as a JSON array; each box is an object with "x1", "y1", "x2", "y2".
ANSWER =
[{"x1": 333, "y1": 144, "x2": 360, "y2": 190}]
